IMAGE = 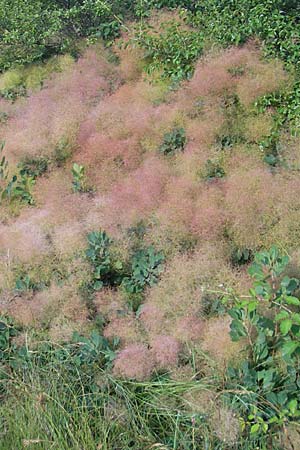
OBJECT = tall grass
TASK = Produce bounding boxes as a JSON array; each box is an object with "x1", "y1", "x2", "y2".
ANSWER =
[
  {"x1": 0, "y1": 346, "x2": 284, "y2": 450},
  {"x1": 0, "y1": 340, "x2": 218, "y2": 450}
]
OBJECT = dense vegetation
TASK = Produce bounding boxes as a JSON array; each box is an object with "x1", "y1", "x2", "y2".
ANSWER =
[{"x1": 1, "y1": 1, "x2": 300, "y2": 449}]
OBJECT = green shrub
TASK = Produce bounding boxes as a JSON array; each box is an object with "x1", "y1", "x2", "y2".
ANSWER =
[
  {"x1": 159, "y1": 127, "x2": 186, "y2": 155},
  {"x1": 230, "y1": 247, "x2": 252, "y2": 266},
  {"x1": 223, "y1": 246, "x2": 300, "y2": 438},
  {"x1": 122, "y1": 246, "x2": 165, "y2": 295},
  {"x1": 0, "y1": 0, "x2": 122, "y2": 71},
  {"x1": 72, "y1": 163, "x2": 87, "y2": 193},
  {"x1": 216, "y1": 93, "x2": 246, "y2": 150},
  {"x1": 255, "y1": 84, "x2": 300, "y2": 165},
  {"x1": 85, "y1": 231, "x2": 124, "y2": 290},
  {"x1": 0, "y1": 85, "x2": 27, "y2": 101},
  {"x1": 203, "y1": 159, "x2": 225, "y2": 180},
  {"x1": 122, "y1": 246, "x2": 164, "y2": 312},
  {"x1": 18, "y1": 155, "x2": 49, "y2": 178},
  {"x1": 53, "y1": 137, "x2": 73, "y2": 167},
  {"x1": 137, "y1": 21, "x2": 203, "y2": 81},
  {"x1": 0, "y1": 142, "x2": 36, "y2": 206}
]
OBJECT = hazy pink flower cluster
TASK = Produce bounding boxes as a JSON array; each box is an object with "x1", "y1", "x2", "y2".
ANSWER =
[
  {"x1": 3, "y1": 47, "x2": 119, "y2": 164},
  {"x1": 113, "y1": 344, "x2": 154, "y2": 380}
]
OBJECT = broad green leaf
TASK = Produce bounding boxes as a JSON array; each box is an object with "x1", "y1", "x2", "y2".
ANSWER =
[
  {"x1": 275, "y1": 311, "x2": 289, "y2": 321},
  {"x1": 280, "y1": 319, "x2": 292, "y2": 335},
  {"x1": 286, "y1": 296, "x2": 300, "y2": 306},
  {"x1": 281, "y1": 341, "x2": 299, "y2": 356},
  {"x1": 288, "y1": 399, "x2": 298, "y2": 415},
  {"x1": 230, "y1": 319, "x2": 247, "y2": 341},
  {"x1": 250, "y1": 423, "x2": 260, "y2": 434},
  {"x1": 248, "y1": 301, "x2": 258, "y2": 313},
  {"x1": 114, "y1": 260, "x2": 123, "y2": 270},
  {"x1": 255, "y1": 285, "x2": 265, "y2": 296},
  {"x1": 292, "y1": 313, "x2": 300, "y2": 325}
]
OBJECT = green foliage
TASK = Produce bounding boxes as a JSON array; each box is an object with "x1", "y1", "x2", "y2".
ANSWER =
[
  {"x1": 0, "y1": 0, "x2": 123, "y2": 71},
  {"x1": 86, "y1": 231, "x2": 113, "y2": 290},
  {"x1": 14, "y1": 271, "x2": 49, "y2": 293},
  {"x1": 216, "y1": 93, "x2": 246, "y2": 150},
  {"x1": 137, "y1": 21, "x2": 203, "y2": 81},
  {"x1": 12, "y1": 255, "x2": 69, "y2": 295},
  {"x1": 72, "y1": 162, "x2": 88, "y2": 193},
  {"x1": 0, "y1": 111, "x2": 8, "y2": 123},
  {"x1": 85, "y1": 231, "x2": 124, "y2": 290},
  {"x1": 231, "y1": 247, "x2": 252, "y2": 266},
  {"x1": 71, "y1": 329, "x2": 118, "y2": 366},
  {"x1": 122, "y1": 246, "x2": 164, "y2": 312},
  {"x1": 85, "y1": 231, "x2": 164, "y2": 312},
  {"x1": 255, "y1": 83, "x2": 300, "y2": 165},
  {"x1": 1, "y1": 171, "x2": 36, "y2": 205},
  {"x1": 159, "y1": 127, "x2": 186, "y2": 155},
  {"x1": 0, "y1": 149, "x2": 35, "y2": 205},
  {"x1": 186, "y1": 0, "x2": 300, "y2": 166},
  {"x1": 190, "y1": 0, "x2": 300, "y2": 66},
  {"x1": 227, "y1": 65, "x2": 246, "y2": 77},
  {"x1": 18, "y1": 155, "x2": 49, "y2": 178},
  {"x1": 0, "y1": 317, "x2": 17, "y2": 361},
  {"x1": 203, "y1": 158, "x2": 225, "y2": 180},
  {"x1": 0, "y1": 141, "x2": 9, "y2": 182},
  {"x1": 0, "y1": 143, "x2": 35, "y2": 206},
  {"x1": 0, "y1": 0, "x2": 62, "y2": 71},
  {"x1": 201, "y1": 293, "x2": 226, "y2": 318},
  {"x1": 0, "y1": 85, "x2": 27, "y2": 101},
  {"x1": 122, "y1": 246, "x2": 165, "y2": 294},
  {"x1": 53, "y1": 137, "x2": 73, "y2": 167},
  {"x1": 223, "y1": 246, "x2": 300, "y2": 438},
  {"x1": 15, "y1": 274, "x2": 33, "y2": 292}
]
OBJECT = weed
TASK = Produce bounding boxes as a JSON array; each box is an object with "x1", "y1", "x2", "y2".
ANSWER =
[
  {"x1": 19, "y1": 155, "x2": 49, "y2": 178},
  {"x1": 216, "y1": 93, "x2": 246, "y2": 150},
  {"x1": 203, "y1": 159, "x2": 225, "y2": 180},
  {"x1": 228, "y1": 65, "x2": 246, "y2": 77},
  {"x1": 0, "y1": 142, "x2": 35, "y2": 206},
  {"x1": 122, "y1": 246, "x2": 164, "y2": 312},
  {"x1": 0, "y1": 141, "x2": 9, "y2": 183},
  {"x1": 53, "y1": 138, "x2": 73, "y2": 167},
  {"x1": 15, "y1": 274, "x2": 33, "y2": 292},
  {"x1": 159, "y1": 127, "x2": 186, "y2": 155},
  {"x1": 72, "y1": 163, "x2": 87, "y2": 193},
  {"x1": 0, "y1": 111, "x2": 8, "y2": 123},
  {"x1": 230, "y1": 247, "x2": 253, "y2": 266},
  {"x1": 122, "y1": 246, "x2": 165, "y2": 294},
  {"x1": 85, "y1": 231, "x2": 124, "y2": 291},
  {"x1": 0, "y1": 85, "x2": 27, "y2": 102}
]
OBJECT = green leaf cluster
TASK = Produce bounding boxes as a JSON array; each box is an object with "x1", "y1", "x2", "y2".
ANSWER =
[
  {"x1": 159, "y1": 127, "x2": 186, "y2": 155},
  {"x1": 225, "y1": 246, "x2": 300, "y2": 437},
  {"x1": 0, "y1": 142, "x2": 35, "y2": 206},
  {"x1": 122, "y1": 246, "x2": 165, "y2": 294},
  {"x1": 137, "y1": 21, "x2": 203, "y2": 81}
]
